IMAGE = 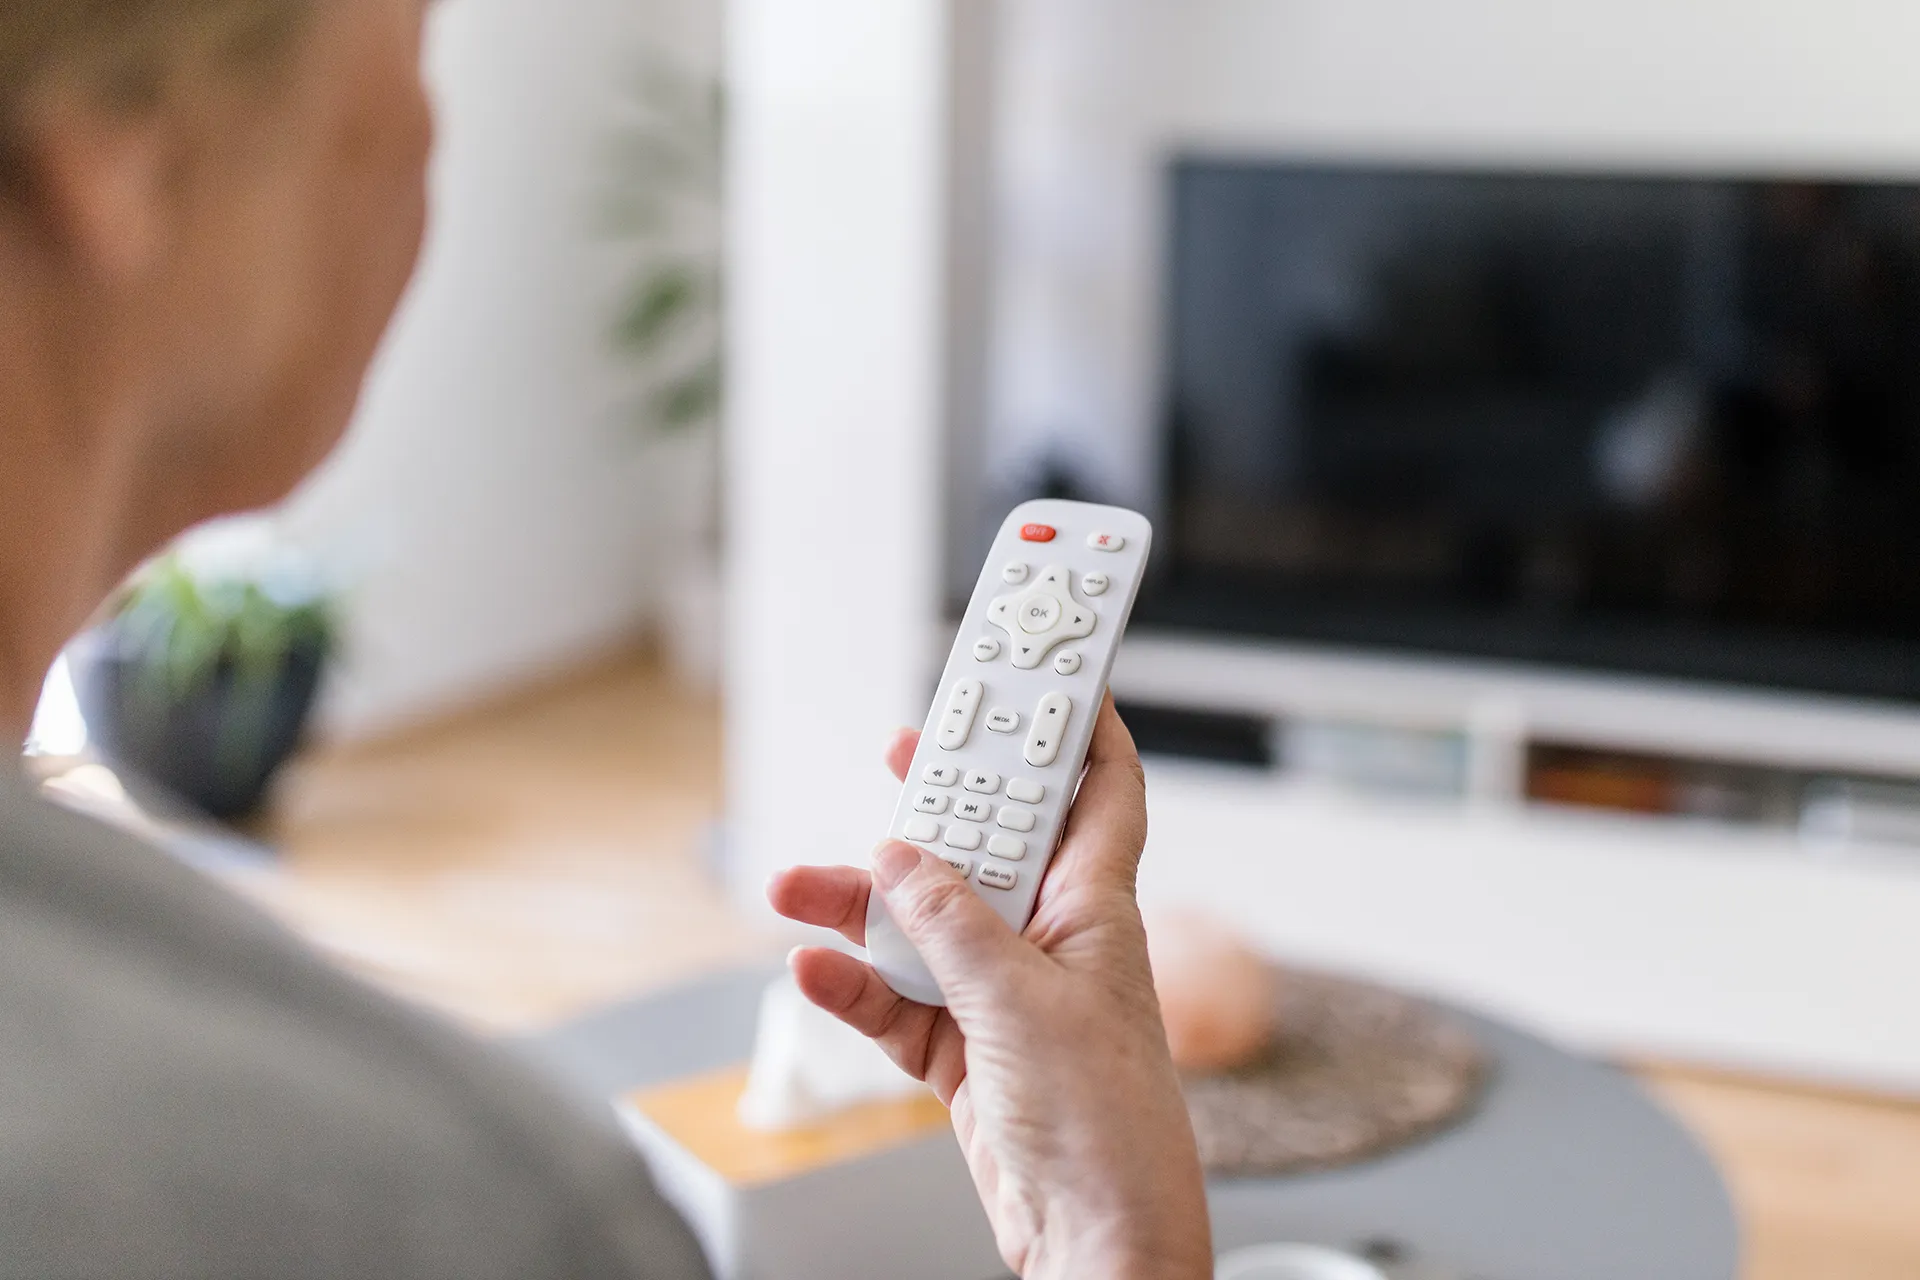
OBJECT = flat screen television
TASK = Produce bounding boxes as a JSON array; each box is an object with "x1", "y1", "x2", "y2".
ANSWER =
[{"x1": 1148, "y1": 159, "x2": 1920, "y2": 702}]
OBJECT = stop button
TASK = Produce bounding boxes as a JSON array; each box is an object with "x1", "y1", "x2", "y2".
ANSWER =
[{"x1": 1020, "y1": 523, "x2": 1057, "y2": 543}]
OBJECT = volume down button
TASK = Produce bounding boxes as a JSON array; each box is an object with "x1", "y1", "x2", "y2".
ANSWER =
[{"x1": 939, "y1": 680, "x2": 985, "y2": 751}]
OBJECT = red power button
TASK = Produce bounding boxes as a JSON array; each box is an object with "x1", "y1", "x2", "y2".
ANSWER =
[{"x1": 1020, "y1": 523, "x2": 1057, "y2": 543}]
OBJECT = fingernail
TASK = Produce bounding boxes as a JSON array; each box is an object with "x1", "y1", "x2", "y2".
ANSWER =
[
  {"x1": 785, "y1": 945, "x2": 807, "y2": 970},
  {"x1": 872, "y1": 840, "x2": 921, "y2": 891}
]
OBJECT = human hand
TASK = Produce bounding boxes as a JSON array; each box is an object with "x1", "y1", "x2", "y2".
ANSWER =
[{"x1": 766, "y1": 695, "x2": 1213, "y2": 1280}]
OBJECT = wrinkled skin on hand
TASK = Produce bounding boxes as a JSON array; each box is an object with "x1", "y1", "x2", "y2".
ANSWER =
[{"x1": 768, "y1": 695, "x2": 1213, "y2": 1280}]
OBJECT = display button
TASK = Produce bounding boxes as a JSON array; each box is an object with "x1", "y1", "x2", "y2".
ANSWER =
[
  {"x1": 1007, "y1": 779, "x2": 1045, "y2": 804},
  {"x1": 904, "y1": 816, "x2": 940, "y2": 843},
  {"x1": 973, "y1": 636, "x2": 1002, "y2": 663},
  {"x1": 997, "y1": 807, "x2": 1038, "y2": 833},
  {"x1": 1018, "y1": 593, "x2": 1064, "y2": 635},
  {"x1": 944, "y1": 824, "x2": 984, "y2": 852},
  {"x1": 1088, "y1": 532, "x2": 1125, "y2": 552},
  {"x1": 1024, "y1": 692, "x2": 1072, "y2": 768},
  {"x1": 937, "y1": 679, "x2": 984, "y2": 751},
  {"x1": 954, "y1": 797, "x2": 992, "y2": 823},
  {"x1": 988, "y1": 834, "x2": 1027, "y2": 862},
  {"x1": 964, "y1": 770, "x2": 1002, "y2": 794},
  {"x1": 923, "y1": 765, "x2": 961, "y2": 787},
  {"x1": 913, "y1": 790, "x2": 952, "y2": 815},
  {"x1": 986, "y1": 708, "x2": 1020, "y2": 734},
  {"x1": 1020, "y1": 524, "x2": 1057, "y2": 543},
  {"x1": 978, "y1": 864, "x2": 1019, "y2": 891},
  {"x1": 1002, "y1": 562, "x2": 1030, "y2": 585},
  {"x1": 1054, "y1": 650, "x2": 1083, "y2": 676},
  {"x1": 1082, "y1": 571, "x2": 1111, "y2": 597}
]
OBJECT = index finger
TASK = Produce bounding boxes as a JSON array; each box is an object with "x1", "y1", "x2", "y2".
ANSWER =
[
  {"x1": 1052, "y1": 692, "x2": 1149, "y2": 895},
  {"x1": 884, "y1": 728, "x2": 920, "y2": 783}
]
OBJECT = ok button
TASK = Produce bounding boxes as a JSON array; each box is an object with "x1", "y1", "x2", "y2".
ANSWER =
[{"x1": 1018, "y1": 593, "x2": 1063, "y2": 635}]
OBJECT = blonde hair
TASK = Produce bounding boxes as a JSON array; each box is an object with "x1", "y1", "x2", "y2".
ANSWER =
[{"x1": 1, "y1": 0, "x2": 308, "y2": 185}]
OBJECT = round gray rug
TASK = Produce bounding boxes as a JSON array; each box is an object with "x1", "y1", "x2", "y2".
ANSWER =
[{"x1": 1182, "y1": 966, "x2": 1490, "y2": 1176}]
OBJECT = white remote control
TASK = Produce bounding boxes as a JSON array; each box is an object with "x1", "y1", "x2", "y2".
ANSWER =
[{"x1": 866, "y1": 499, "x2": 1153, "y2": 1006}]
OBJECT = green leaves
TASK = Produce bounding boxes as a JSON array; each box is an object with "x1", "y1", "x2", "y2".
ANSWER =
[
  {"x1": 602, "y1": 53, "x2": 725, "y2": 438},
  {"x1": 615, "y1": 262, "x2": 708, "y2": 357},
  {"x1": 113, "y1": 556, "x2": 336, "y2": 704},
  {"x1": 652, "y1": 350, "x2": 723, "y2": 431}
]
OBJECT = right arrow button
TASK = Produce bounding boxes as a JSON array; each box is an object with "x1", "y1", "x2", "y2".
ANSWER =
[{"x1": 1023, "y1": 692, "x2": 1073, "y2": 768}]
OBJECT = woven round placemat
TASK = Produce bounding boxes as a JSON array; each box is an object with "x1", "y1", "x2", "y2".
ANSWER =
[{"x1": 1181, "y1": 966, "x2": 1490, "y2": 1177}]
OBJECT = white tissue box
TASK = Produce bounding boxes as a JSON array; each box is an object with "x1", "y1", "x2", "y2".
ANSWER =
[{"x1": 619, "y1": 1066, "x2": 1005, "y2": 1280}]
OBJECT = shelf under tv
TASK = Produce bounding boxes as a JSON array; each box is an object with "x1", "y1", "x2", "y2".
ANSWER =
[{"x1": 1112, "y1": 630, "x2": 1920, "y2": 1092}]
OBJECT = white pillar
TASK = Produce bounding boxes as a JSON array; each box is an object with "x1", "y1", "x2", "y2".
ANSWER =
[{"x1": 723, "y1": 0, "x2": 951, "y2": 921}]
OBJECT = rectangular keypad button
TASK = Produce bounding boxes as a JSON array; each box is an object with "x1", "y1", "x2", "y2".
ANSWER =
[
  {"x1": 1023, "y1": 692, "x2": 1072, "y2": 768},
  {"x1": 953, "y1": 797, "x2": 993, "y2": 824},
  {"x1": 964, "y1": 771, "x2": 1002, "y2": 794},
  {"x1": 986, "y1": 708, "x2": 1020, "y2": 734},
  {"x1": 913, "y1": 790, "x2": 952, "y2": 815},
  {"x1": 923, "y1": 765, "x2": 961, "y2": 787},
  {"x1": 1007, "y1": 779, "x2": 1045, "y2": 804},
  {"x1": 938, "y1": 680, "x2": 984, "y2": 751},
  {"x1": 988, "y1": 834, "x2": 1027, "y2": 861},
  {"x1": 942, "y1": 855, "x2": 973, "y2": 878},
  {"x1": 978, "y1": 864, "x2": 1018, "y2": 891},
  {"x1": 997, "y1": 807, "x2": 1037, "y2": 833},
  {"x1": 904, "y1": 816, "x2": 940, "y2": 843},
  {"x1": 945, "y1": 824, "x2": 984, "y2": 852}
]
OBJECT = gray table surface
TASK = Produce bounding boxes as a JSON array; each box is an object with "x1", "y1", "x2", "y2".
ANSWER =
[{"x1": 526, "y1": 966, "x2": 1739, "y2": 1280}]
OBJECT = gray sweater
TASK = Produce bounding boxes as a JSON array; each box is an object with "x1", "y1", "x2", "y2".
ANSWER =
[{"x1": 0, "y1": 770, "x2": 710, "y2": 1279}]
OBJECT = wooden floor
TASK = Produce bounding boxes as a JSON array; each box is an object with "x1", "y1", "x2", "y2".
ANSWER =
[
  {"x1": 237, "y1": 649, "x2": 1920, "y2": 1280},
  {"x1": 1639, "y1": 1068, "x2": 1920, "y2": 1280},
  {"x1": 242, "y1": 648, "x2": 776, "y2": 1033}
]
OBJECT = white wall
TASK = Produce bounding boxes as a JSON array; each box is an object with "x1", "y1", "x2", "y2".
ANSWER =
[
  {"x1": 1164, "y1": 0, "x2": 1920, "y2": 166},
  {"x1": 286, "y1": 0, "x2": 720, "y2": 739},
  {"x1": 723, "y1": 0, "x2": 950, "y2": 919}
]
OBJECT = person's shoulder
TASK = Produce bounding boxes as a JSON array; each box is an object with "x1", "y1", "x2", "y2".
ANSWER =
[{"x1": 0, "y1": 773, "x2": 710, "y2": 1280}]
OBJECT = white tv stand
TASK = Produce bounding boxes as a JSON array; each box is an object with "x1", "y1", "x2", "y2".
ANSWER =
[
  {"x1": 1113, "y1": 633, "x2": 1920, "y2": 1093},
  {"x1": 1117, "y1": 633, "x2": 1920, "y2": 785}
]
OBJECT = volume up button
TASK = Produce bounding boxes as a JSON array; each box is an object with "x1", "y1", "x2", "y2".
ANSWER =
[{"x1": 939, "y1": 680, "x2": 985, "y2": 751}]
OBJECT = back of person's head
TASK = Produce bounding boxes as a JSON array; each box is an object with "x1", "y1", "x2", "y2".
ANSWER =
[
  {"x1": 0, "y1": 0, "x2": 431, "y2": 620},
  {"x1": 0, "y1": 1, "x2": 312, "y2": 193}
]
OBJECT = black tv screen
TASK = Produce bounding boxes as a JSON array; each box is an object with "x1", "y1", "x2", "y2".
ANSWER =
[{"x1": 1150, "y1": 159, "x2": 1920, "y2": 702}]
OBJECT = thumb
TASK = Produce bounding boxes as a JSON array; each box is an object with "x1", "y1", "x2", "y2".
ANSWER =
[{"x1": 871, "y1": 841, "x2": 1032, "y2": 1007}]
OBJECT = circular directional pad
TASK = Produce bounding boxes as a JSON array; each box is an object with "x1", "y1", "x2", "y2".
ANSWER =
[{"x1": 987, "y1": 565, "x2": 1098, "y2": 669}]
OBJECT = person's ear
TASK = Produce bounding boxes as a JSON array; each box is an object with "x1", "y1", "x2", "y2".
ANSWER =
[{"x1": 11, "y1": 89, "x2": 169, "y2": 281}]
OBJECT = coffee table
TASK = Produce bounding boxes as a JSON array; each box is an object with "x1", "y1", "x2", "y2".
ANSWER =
[{"x1": 528, "y1": 966, "x2": 1738, "y2": 1280}]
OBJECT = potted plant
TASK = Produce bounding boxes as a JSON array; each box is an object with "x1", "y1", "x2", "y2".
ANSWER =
[
  {"x1": 75, "y1": 540, "x2": 337, "y2": 821},
  {"x1": 604, "y1": 50, "x2": 725, "y2": 688}
]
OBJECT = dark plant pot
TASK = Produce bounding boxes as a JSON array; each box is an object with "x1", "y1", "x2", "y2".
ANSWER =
[{"x1": 74, "y1": 630, "x2": 327, "y2": 822}]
